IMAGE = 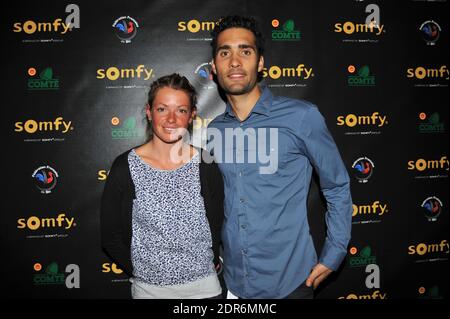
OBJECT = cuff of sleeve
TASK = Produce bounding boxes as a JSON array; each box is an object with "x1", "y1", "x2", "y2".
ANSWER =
[{"x1": 319, "y1": 239, "x2": 348, "y2": 271}]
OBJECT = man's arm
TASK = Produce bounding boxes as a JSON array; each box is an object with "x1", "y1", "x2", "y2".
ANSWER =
[{"x1": 299, "y1": 105, "x2": 353, "y2": 279}]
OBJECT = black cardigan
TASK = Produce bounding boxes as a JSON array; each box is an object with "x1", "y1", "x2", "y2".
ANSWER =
[{"x1": 100, "y1": 148, "x2": 224, "y2": 277}]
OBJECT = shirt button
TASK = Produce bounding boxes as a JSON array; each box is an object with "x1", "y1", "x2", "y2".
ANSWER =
[
  {"x1": 241, "y1": 224, "x2": 247, "y2": 229},
  {"x1": 240, "y1": 198, "x2": 245, "y2": 203},
  {"x1": 238, "y1": 172, "x2": 242, "y2": 177},
  {"x1": 240, "y1": 123, "x2": 243, "y2": 127},
  {"x1": 242, "y1": 249, "x2": 247, "y2": 255}
]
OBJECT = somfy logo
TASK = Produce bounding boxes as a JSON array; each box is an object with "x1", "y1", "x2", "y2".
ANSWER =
[
  {"x1": 337, "y1": 112, "x2": 387, "y2": 127},
  {"x1": 353, "y1": 201, "x2": 388, "y2": 217},
  {"x1": 102, "y1": 263, "x2": 124, "y2": 274},
  {"x1": 178, "y1": 19, "x2": 218, "y2": 33},
  {"x1": 408, "y1": 240, "x2": 449, "y2": 256},
  {"x1": 407, "y1": 66, "x2": 449, "y2": 80},
  {"x1": 334, "y1": 4, "x2": 386, "y2": 42},
  {"x1": 338, "y1": 290, "x2": 387, "y2": 299},
  {"x1": 262, "y1": 64, "x2": 313, "y2": 80},
  {"x1": 17, "y1": 213, "x2": 76, "y2": 230},
  {"x1": 15, "y1": 117, "x2": 73, "y2": 134},
  {"x1": 97, "y1": 170, "x2": 109, "y2": 181},
  {"x1": 97, "y1": 65, "x2": 154, "y2": 81},
  {"x1": 407, "y1": 156, "x2": 449, "y2": 172},
  {"x1": 13, "y1": 4, "x2": 80, "y2": 40}
]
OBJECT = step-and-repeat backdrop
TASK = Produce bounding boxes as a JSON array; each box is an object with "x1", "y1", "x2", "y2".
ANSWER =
[{"x1": 3, "y1": 0, "x2": 448, "y2": 299}]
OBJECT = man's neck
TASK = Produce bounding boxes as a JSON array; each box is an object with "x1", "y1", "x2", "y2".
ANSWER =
[{"x1": 227, "y1": 85, "x2": 262, "y2": 122}]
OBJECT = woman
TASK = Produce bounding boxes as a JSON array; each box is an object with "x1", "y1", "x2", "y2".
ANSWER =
[{"x1": 100, "y1": 73, "x2": 224, "y2": 299}]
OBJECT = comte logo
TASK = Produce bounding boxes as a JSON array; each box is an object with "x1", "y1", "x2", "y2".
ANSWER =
[
  {"x1": 111, "y1": 116, "x2": 145, "y2": 140},
  {"x1": 348, "y1": 246, "x2": 377, "y2": 267},
  {"x1": 33, "y1": 262, "x2": 80, "y2": 288},
  {"x1": 347, "y1": 65, "x2": 375, "y2": 86},
  {"x1": 27, "y1": 67, "x2": 59, "y2": 90},
  {"x1": 418, "y1": 112, "x2": 445, "y2": 133},
  {"x1": 271, "y1": 19, "x2": 300, "y2": 41}
]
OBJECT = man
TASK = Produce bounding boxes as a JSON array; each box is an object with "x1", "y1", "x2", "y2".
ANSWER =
[{"x1": 206, "y1": 15, "x2": 353, "y2": 299}]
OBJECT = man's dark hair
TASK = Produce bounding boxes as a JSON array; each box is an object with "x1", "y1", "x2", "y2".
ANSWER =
[
  {"x1": 210, "y1": 15, "x2": 265, "y2": 58},
  {"x1": 147, "y1": 73, "x2": 197, "y2": 109}
]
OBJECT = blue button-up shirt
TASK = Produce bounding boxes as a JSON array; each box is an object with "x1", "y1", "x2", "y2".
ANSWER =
[{"x1": 207, "y1": 87, "x2": 352, "y2": 299}]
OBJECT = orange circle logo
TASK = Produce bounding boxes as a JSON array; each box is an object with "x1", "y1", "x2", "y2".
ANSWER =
[
  {"x1": 418, "y1": 287, "x2": 425, "y2": 294},
  {"x1": 272, "y1": 19, "x2": 280, "y2": 28},
  {"x1": 419, "y1": 112, "x2": 426, "y2": 120},
  {"x1": 34, "y1": 263, "x2": 42, "y2": 271},
  {"x1": 348, "y1": 65, "x2": 356, "y2": 73},
  {"x1": 28, "y1": 67, "x2": 36, "y2": 76},
  {"x1": 349, "y1": 247, "x2": 358, "y2": 255},
  {"x1": 111, "y1": 117, "x2": 120, "y2": 126}
]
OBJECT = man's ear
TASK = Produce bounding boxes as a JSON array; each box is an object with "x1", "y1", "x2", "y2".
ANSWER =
[
  {"x1": 211, "y1": 59, "x2": 217, "y2": 75},
  {"x1": 257, "y1": 55, "x2": 264, "y2": 73}
]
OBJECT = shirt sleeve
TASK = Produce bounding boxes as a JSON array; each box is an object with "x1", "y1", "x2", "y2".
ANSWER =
[
  {"x1": 299, "y1": 105, "x2": 353, "y2": 271},
  {"x1": 100, "y1": 156, "x2": 133, "y2": 276}
]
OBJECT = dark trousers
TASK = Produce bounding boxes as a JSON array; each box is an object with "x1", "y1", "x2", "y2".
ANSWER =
[
  {"x1": 284, "y1": 281, "x2": 314, "y2": 299},
  {"x1": 236, "y1": 281, "x2": 314, "y2": 299}
]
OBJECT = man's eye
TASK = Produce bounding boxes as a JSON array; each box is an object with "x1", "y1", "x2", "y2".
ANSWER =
[
  {"x1": 179, "y1": 109, "x2": 188, "y2": 114},
  {"x1": 156, "y1": 107, "x2": 165, "y2": 112},
  {"x1": 242, "y1": 50, "x2": 252, "y2": 56},
  {"x1": 219, "y1": 51, "x2": 229, "y2": 57}
]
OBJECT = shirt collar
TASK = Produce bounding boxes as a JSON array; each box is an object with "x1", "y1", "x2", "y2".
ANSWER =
[{"x1": 224, "y1": 86, "x2": 273, "y2": 119}]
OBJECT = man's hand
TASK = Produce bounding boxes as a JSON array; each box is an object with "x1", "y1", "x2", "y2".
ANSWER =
[{"x1": 306, "y1": 263, "x2": 333, "y2": 289}]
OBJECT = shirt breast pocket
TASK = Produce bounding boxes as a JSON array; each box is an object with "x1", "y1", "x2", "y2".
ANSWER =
[{"x1": 259, "y1": 132, "x2": 298, "y2": 177}]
